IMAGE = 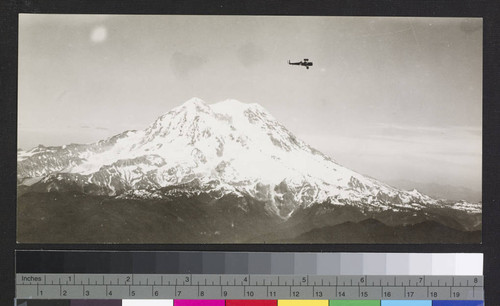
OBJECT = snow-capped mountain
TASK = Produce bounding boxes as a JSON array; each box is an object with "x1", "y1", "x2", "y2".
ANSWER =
[{"x1": 17, "y1": 97, "x2": 481, "y2": 220}]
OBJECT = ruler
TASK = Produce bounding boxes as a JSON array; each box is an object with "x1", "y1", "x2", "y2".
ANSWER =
[{"x1": 16, "y1": 274, "x2": 483, "y2": 300}]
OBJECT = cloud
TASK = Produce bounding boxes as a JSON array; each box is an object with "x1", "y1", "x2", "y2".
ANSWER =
[
  {"x1": 236, "y1": 42, "x2": 266, "y2": 67},
  {"x1": 80, "y1": 125, "x2": 108, "y2": 131},
  {"x1": 371, "y1": 123, "x2": 481, "y2": 137},
  {"x1": 297, "y1": 121, "x2": 481, "y2": 169},
  {"x1": 170, "y1": 52, "x2": 207, "y2": 78}
]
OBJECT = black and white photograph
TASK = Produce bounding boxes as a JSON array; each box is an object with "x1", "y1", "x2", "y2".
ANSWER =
[{"x1": 17, "y1": 15, "x2": 482, "y2": 243}]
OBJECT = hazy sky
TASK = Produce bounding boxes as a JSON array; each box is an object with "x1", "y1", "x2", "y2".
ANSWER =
[{"x1": 18, "y1": 15, "x2": 482, "y2": 191}]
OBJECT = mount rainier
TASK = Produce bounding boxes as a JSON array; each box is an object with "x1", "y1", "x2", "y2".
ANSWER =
[{"x1": 17, "y1": 98, "x2": 481, "y2": 243}]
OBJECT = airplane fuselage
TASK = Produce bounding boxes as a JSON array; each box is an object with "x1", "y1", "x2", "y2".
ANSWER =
[{"x1": 288, "y1": 59, "x2": 313, "y2": 69}]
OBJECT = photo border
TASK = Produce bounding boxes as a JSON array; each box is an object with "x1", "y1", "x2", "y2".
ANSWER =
[{"x1": 1, "y1": 0, "x2": 499, "y2": 305}]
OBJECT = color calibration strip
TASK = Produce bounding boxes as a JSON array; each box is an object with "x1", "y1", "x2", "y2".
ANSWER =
[
  {"x1": 15, "y1": 299, "x2": 485, "y2": 306},
  {"x1": 16, "y1": 252, "x2": 483, "y2": 275}
]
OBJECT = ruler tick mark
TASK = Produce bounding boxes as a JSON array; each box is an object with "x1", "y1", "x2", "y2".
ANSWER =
[{"x1": 15, "y1": 273, "x2": 484, "y2": 300}]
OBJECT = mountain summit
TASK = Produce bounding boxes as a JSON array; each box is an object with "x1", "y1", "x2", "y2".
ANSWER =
[{"x1": 18, "y1": 98, "x2": 481, "y2": 224}]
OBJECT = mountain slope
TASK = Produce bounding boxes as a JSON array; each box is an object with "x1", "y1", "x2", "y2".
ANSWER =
[{"x1": 18, "y1": 97, "x2": 481, "y2": 222}]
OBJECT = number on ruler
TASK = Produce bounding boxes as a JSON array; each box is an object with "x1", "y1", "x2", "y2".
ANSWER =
[{"x1": 16, "y1": 274, "x2": 482, "y2": 300}]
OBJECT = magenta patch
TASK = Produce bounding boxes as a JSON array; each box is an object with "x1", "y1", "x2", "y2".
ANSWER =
[{"x1": 174, "y1": 300, "x2": 225, "y2": 306}]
